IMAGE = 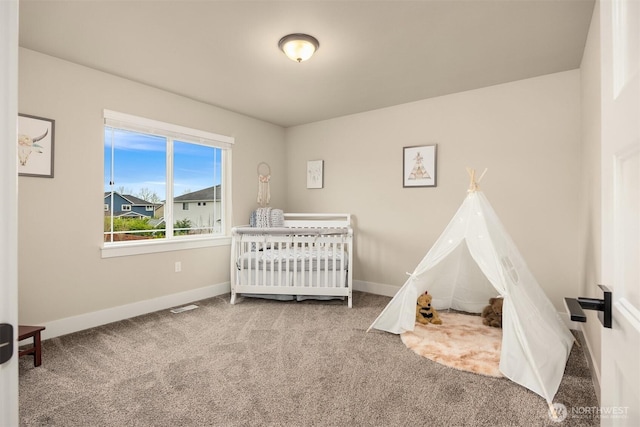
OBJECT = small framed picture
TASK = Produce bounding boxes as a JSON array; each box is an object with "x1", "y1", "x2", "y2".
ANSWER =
[
  {"x1": 18, "y1": 114, "x2": 55, "y2": 178},
  {"x1": 307, "y1": 160, "x2": 324, "y2": 189},
  {"x1": 403, "y1": 144, "x2": 437, "y2": 188}
]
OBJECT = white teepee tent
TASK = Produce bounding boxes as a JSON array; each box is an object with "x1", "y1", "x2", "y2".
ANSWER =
[{"x1": 369, "y1": 169, "x2": 575, "y2": 406}]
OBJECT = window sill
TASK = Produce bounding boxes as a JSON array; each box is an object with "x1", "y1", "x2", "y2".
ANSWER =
[{"x1": 101, "y1": 236, "x2": 231, "y2": 258}]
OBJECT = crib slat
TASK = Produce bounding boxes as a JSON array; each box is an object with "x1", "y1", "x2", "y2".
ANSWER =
[
  {"x1": 247, "y1": 238, "x2": 253, "y2": 286},
  {"x1": 285, "y1": 239, "x2": 290, "y2": 283},
  {"x1": 316, "y1": 243, "x2": 329, "y2": 287},
  {"x1": 307, "y1": 239, "x2": 313, "y2": 288},
  {"x1": 316, "y1": 241, "x2": 321, "y2": 287},
  {"x1": 269, "y1": 239, "x2": 275, "y2": 287},
  {"x1": 339, "y1": 240, "x2": 345, "y2": 288},
  {"x1": 293, "y1": 240, "x2": 299, "y2": 288},
  {"x1": 331, "y1": 242, "x2": 337, "y2": 287},
  {"x1": 275, "y1": 241, "x2": 281, "y2": 288},
  {"x1": 261, "y1": 239, "x2": 267, "y2": 286},
  {"x1": 302, "y1": 239, "x2": 308, "y2": 288}
]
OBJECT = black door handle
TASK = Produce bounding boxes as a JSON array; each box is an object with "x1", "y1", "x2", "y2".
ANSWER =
[
  {"x1": 0, "y1": 323, "x2": 14, "y2": 364},
  {"x1": 564, "y1": 284, "x2": 612, "y2": 328}
]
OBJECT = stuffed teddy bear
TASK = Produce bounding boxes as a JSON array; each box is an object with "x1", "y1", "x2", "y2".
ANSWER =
[
  {"x1": 415, "y1": 292, "x2": 442, "y2": 325},
  {"x1": 481, "y1": 297, "x2": 504, "y2": 328}
]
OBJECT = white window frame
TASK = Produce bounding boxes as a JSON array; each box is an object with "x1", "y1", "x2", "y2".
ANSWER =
[
  {"x1": 145, "y1": 205, "x2": 154, "y2": 212},
  {"x1": 104, "y1": 204, "x2": 109, "y2": 211},
  {"x1": 102, "y1": 110, "x2": 234, "y2": 258},
  {"x1": 121, "y1": 204, "x2": 131, "y2": 211}
]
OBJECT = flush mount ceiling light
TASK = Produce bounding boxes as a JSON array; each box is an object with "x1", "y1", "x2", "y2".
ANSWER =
[{"x1": 278, "y1": 33, "x2": 320, "y2": 63}]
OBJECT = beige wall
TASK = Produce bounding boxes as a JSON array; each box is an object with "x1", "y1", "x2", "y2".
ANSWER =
[
  {"x1": 579, "y1": 2, "x2": 602, "y2": 397},
  {"x1": 18, "y1": 48, "x2": 285, "y2": 325},
  {"x1": 285, "y1": 71, "x2": 582, "y2": 311}
]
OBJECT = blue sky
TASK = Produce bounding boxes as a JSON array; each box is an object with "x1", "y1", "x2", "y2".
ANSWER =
[{"x1": 104, "y1": 128, "x2": 221, "y2": 200}]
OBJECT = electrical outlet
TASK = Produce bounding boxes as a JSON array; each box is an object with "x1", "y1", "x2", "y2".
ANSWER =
[{"x1": 175, "y1": 261, "x2": 182, "y2": 273}]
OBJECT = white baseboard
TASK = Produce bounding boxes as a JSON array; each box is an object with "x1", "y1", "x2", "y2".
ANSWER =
[
  {"x1": 38, "y1": 282, "x2": 230, "y2": 340},
  {"x1": 38, "y1": 280, "x2": 395, "y2": 341},
  {"x1": 37, "y1": 280, "x2": 585, "y2": 348},
  {"x1": 579, "y1": 323, "x2": 602, "y2": 405},
  {"x1": 353, "y1": 279, "x2": 399, "y2": 297},
  {"x1": 557, "y1": 312, "x2": 602, "y2": 403}
]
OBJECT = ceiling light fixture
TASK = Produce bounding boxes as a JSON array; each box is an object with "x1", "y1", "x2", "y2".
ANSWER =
[{"x1": 278, "y1": 33, "x2": 320, "y2": 63}]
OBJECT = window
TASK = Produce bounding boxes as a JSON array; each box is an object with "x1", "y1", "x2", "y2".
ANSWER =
[
  {"x1": 501, "y1": 257, "x2": 519, "y2": 284},
  {"x1": 103, "y1": 110, "x2": 233, "y2": 254},
  {"x1": 104, "y1": 204, "x2": 109, "y2": 211}
]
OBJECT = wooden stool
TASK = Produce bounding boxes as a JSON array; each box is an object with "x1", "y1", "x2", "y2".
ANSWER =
[{"x1": 18, "y1": 325, "x2": 46, "y2": 367}]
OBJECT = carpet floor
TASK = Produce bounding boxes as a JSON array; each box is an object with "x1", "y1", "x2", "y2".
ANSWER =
[{"x1": 19, "y1": 291, "x2": 599, "y2": 426}]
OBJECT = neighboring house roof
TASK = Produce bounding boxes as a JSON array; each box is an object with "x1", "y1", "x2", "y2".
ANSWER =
[
  {"x1": 109, "y1": 211, "x2": 146, "y2": 218},
  {"x1": 104, "y1": 191, "x2": 160, "y2": 206},
  {"x1": 121, "y1": 194, "x2": 153, "y2": 205},
  {"x1": 147, "y1": 218, "x2": 165, "y2": 228},
  {"x1": 174, "y1": 185, "x2": 221, "y2": 202}
]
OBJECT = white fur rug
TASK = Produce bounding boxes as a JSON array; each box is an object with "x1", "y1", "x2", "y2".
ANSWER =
[{"x1": 401, "y1": 312, "x2": 503, "y2": 377}]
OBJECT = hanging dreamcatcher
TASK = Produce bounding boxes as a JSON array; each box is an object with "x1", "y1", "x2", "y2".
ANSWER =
[{"x1": 257, "y1": 162, "x2": 271, "y2": 207}]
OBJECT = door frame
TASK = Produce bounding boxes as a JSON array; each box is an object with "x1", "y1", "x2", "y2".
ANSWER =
[{"x1": 0, "y1": 1, "x2": 20, "y2": 426}]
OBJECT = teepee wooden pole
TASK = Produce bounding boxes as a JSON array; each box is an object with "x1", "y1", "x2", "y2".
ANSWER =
[
  {"x1": 466, "y1": 168, "x2": 488, "y2": 192},
  {"x1": 467, "y1": 168, "x2": 478, "y2": 192},
  {"x1": 477, "y1": 168, "x2": 488, "y2": 184}
]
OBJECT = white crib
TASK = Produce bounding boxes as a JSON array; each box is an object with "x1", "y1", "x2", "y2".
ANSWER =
[{"x1": 230, "y1": 213, "x2": 354, "y2": 308}]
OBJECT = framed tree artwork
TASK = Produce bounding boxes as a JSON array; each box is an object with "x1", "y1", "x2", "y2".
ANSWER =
[{"x1": 403, "y1": 144, "x2": 437, "y2": 188}]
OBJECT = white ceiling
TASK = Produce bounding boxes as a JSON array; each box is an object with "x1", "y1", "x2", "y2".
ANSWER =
[{"x1": 19, "y1": 0, "x2": 595, "y2": 128}]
